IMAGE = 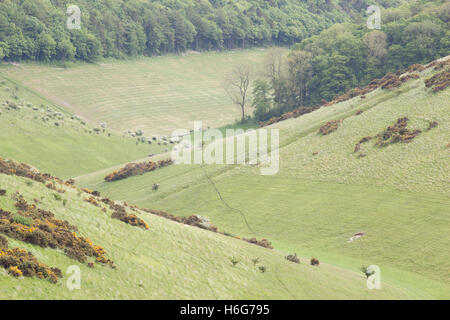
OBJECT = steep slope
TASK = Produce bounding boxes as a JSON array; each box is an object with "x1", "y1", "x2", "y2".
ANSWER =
[
  {"x1": 76, "y1": 58, "x2": 450, "y2": 298},
  {"x1": 0, "y1": 74, "x2": 165, "y2": 179},
  {"x1": 0, "y1": 160, "x2": 418, "y2": 299}
]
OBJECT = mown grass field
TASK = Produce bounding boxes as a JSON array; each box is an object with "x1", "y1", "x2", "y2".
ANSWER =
[
  {"x1": 0, "y1": 174, "x2": 419, "y2": 299},
  {"x1": 2, "y1": 49, "x2": 275, "y2": 135},
  {"x1": 0, "y1": 75, "x2": 165, "y2": 179},
  {"x1": 76, "y1": 64, "x2": 450, "y2": 298}
]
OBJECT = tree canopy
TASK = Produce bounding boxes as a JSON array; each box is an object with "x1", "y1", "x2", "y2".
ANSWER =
[
  {"x1": 0, "y1": 0, "x2": 356, "y2": 62},
  {"x1": 251, "y1": 0, "x2": 449, "y2": 121}
]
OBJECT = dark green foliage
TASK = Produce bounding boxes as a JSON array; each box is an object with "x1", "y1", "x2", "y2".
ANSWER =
[
  {"x1": 0, "y1": 0, "x2": 354, "y2": 62},
  {"x1": 252, "y1": 0, "x2": 449, "y2": 121},
  {"x1": 252, "y1": 79, "x2": 273, "y2": 121},
  {"x1": 11, "y1": 214, "x2": 32, "y2": 227}
]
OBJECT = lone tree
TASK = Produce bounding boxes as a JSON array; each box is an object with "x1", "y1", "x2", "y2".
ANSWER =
[{"x1": 225, "y1": 64, "x2": 251, "y2": 123}]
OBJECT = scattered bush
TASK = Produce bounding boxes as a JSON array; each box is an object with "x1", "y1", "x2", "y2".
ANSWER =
[
  {"x1": 251, "y1": 257, "x2": 260, "y2": 266},
  {"x1": 46, "y1": 182, "x2": 65, "y2": 193},
  {"x1": 258, "y1": 265, "x2": 267, "y2": 273},
  {"x1": 354, "y1": 136, "x2": 372, "y2": 153},
  {"x1": 243, "y1": 238, "x2": 273, "y2": 249},
  {"x1": 0, "y1": 247, "x2": 61, "y2": 283},
  {"x1": 84, "y1": 196, "x2": 100, "y2": 207},
  {"x1": 425, "y1": 69, "x2": 450, "y2": 93},
  {"x1": 426, "y1": 121, "x2": 438, "y2": 131},
  {"x1": 374, "y1": 117, "x2": 421, "y2": 147},
  {"x1": 230, "y1": 256, "x2": 240, "y2": 267},
  {"x1": 319, "y1": 120, "x2": 341, "y2": 135},
  {"x1": 0, "y1": 195, "x2": 114, "y2": 268},
  {"x1": 110, "y1": 202, "x2": 149, "y2": 230},
  {"x1": 0, "y1": 158, "x2": 46, "y2": 183},
  {"x1": 53, "y1": 193, "x2": 62, "y2": 201},
  {"x1": 104, "y1": 159, "x2": 173, "y2": 182},
  {"x1": 0, "y1": 235, "x2": 7, "y2": 249},
  {"x1": 310, "y1": 258, "x2": 320, "y2": 266},
  {"x1": 259, "y1": 105, "x2": 319, "y2": 127},
  {"x1": 285, "y1": 253, "x2": 300, "y2": 264},
  {"x1": 0, "y1": 189, "x2": 6, "y2": 196}
]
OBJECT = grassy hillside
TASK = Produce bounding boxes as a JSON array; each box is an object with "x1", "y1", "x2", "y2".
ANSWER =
[
  {"x1": 0, "y1": 168, "x2": 419, "y2": 299},
  {"x1": 76, "y1": 60, "x2": 450, "y2": 298},
  {"x1": 0, "y1": 74, "x2": 166, "y2": 179},
  {"x1": 2, "y1": 49, "x2": 277, "y2": 135}
]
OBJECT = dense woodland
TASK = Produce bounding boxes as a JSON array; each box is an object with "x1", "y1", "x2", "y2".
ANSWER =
[
  {"x1": 252, "y1": 0, "x2": 450, "y2": 121},
  {"x1": 0, "y1": 0, "x2": 362, "y2": 62}
]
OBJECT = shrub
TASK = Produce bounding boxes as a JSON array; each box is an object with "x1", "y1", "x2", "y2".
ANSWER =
[
  {"x1": 251, "y1": 257, "x2": 260, "y2": 265},
  {"x1": 360, "y1": 265, "x2": 375, "y2": 278},
  {"x1": 319, "y1": 120, "x2": 341, "y2": 135},
  {"x1": 243, "y1": 238, "x2": 273, "y2": 249},
  {"x1": 258, "y1": 265, "x2": 267, "y2": 273},
  {"x1": 230, "y1": 256, "x2": 240, "y2": 267},
  {"x1": 1, "y1": 195, "x2": 115, "y2": 268},
  {"x1": 104, "y1": 159, "x2": 173, "y2": 182},
  {"x1": 285, "y1": 253, "x2": 300, "y2": 264},
  {"x1": 374, "y1": 117, "x2": 421, "y2": 147},
  {"x1": 310, "y1": 258, "x2": 320, "y2": 266},
  {"x1": 0, "y1": 189, "x2": 6, "y2": 196},
  {"x1": 111, "y1": 203, "x2": 149, "y2": 230},
  {"x1": 8, "y1": 266, "x2": 23, "y2": 277},
  {"x1": 53, "y1": 193, "x2": 62, "y2": 201},
  {"x1": 425, "y1": 69, "x2": 450, "y2": 92},
  {"x1": 427, "y1": 121, "x2": 438, "y2": 131},
  {"x1": 0, "y1": 247, "x2": 60, "y2": 283},
  {"x1": 0, "y1": 235, "x2": 7, "y2": 249}
]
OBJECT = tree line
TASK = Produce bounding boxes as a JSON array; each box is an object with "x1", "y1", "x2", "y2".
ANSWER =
[
  {"x1": 249, "y1": 0, "x2": 450, "y2": 122},
  {"x1": 0, "y1": 0, "x2": 363, "y2": 62}
]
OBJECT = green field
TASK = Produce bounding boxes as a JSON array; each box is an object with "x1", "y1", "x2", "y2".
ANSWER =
[
  {"x1": 2, "y1": 49, "x2": 276, "y2": 135},
  {"x1": 0, "y1": 75, "x2": 166, "y2": 179},
  {"x1": 75, "y1": 63, "x2": 450, "y2": 298},
  {"x1": 0, "y1": 173, "x2": 420, "y2": 299},
  {"x1": 1, "y1": 54, "x2": 449, "y2": 299}
]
